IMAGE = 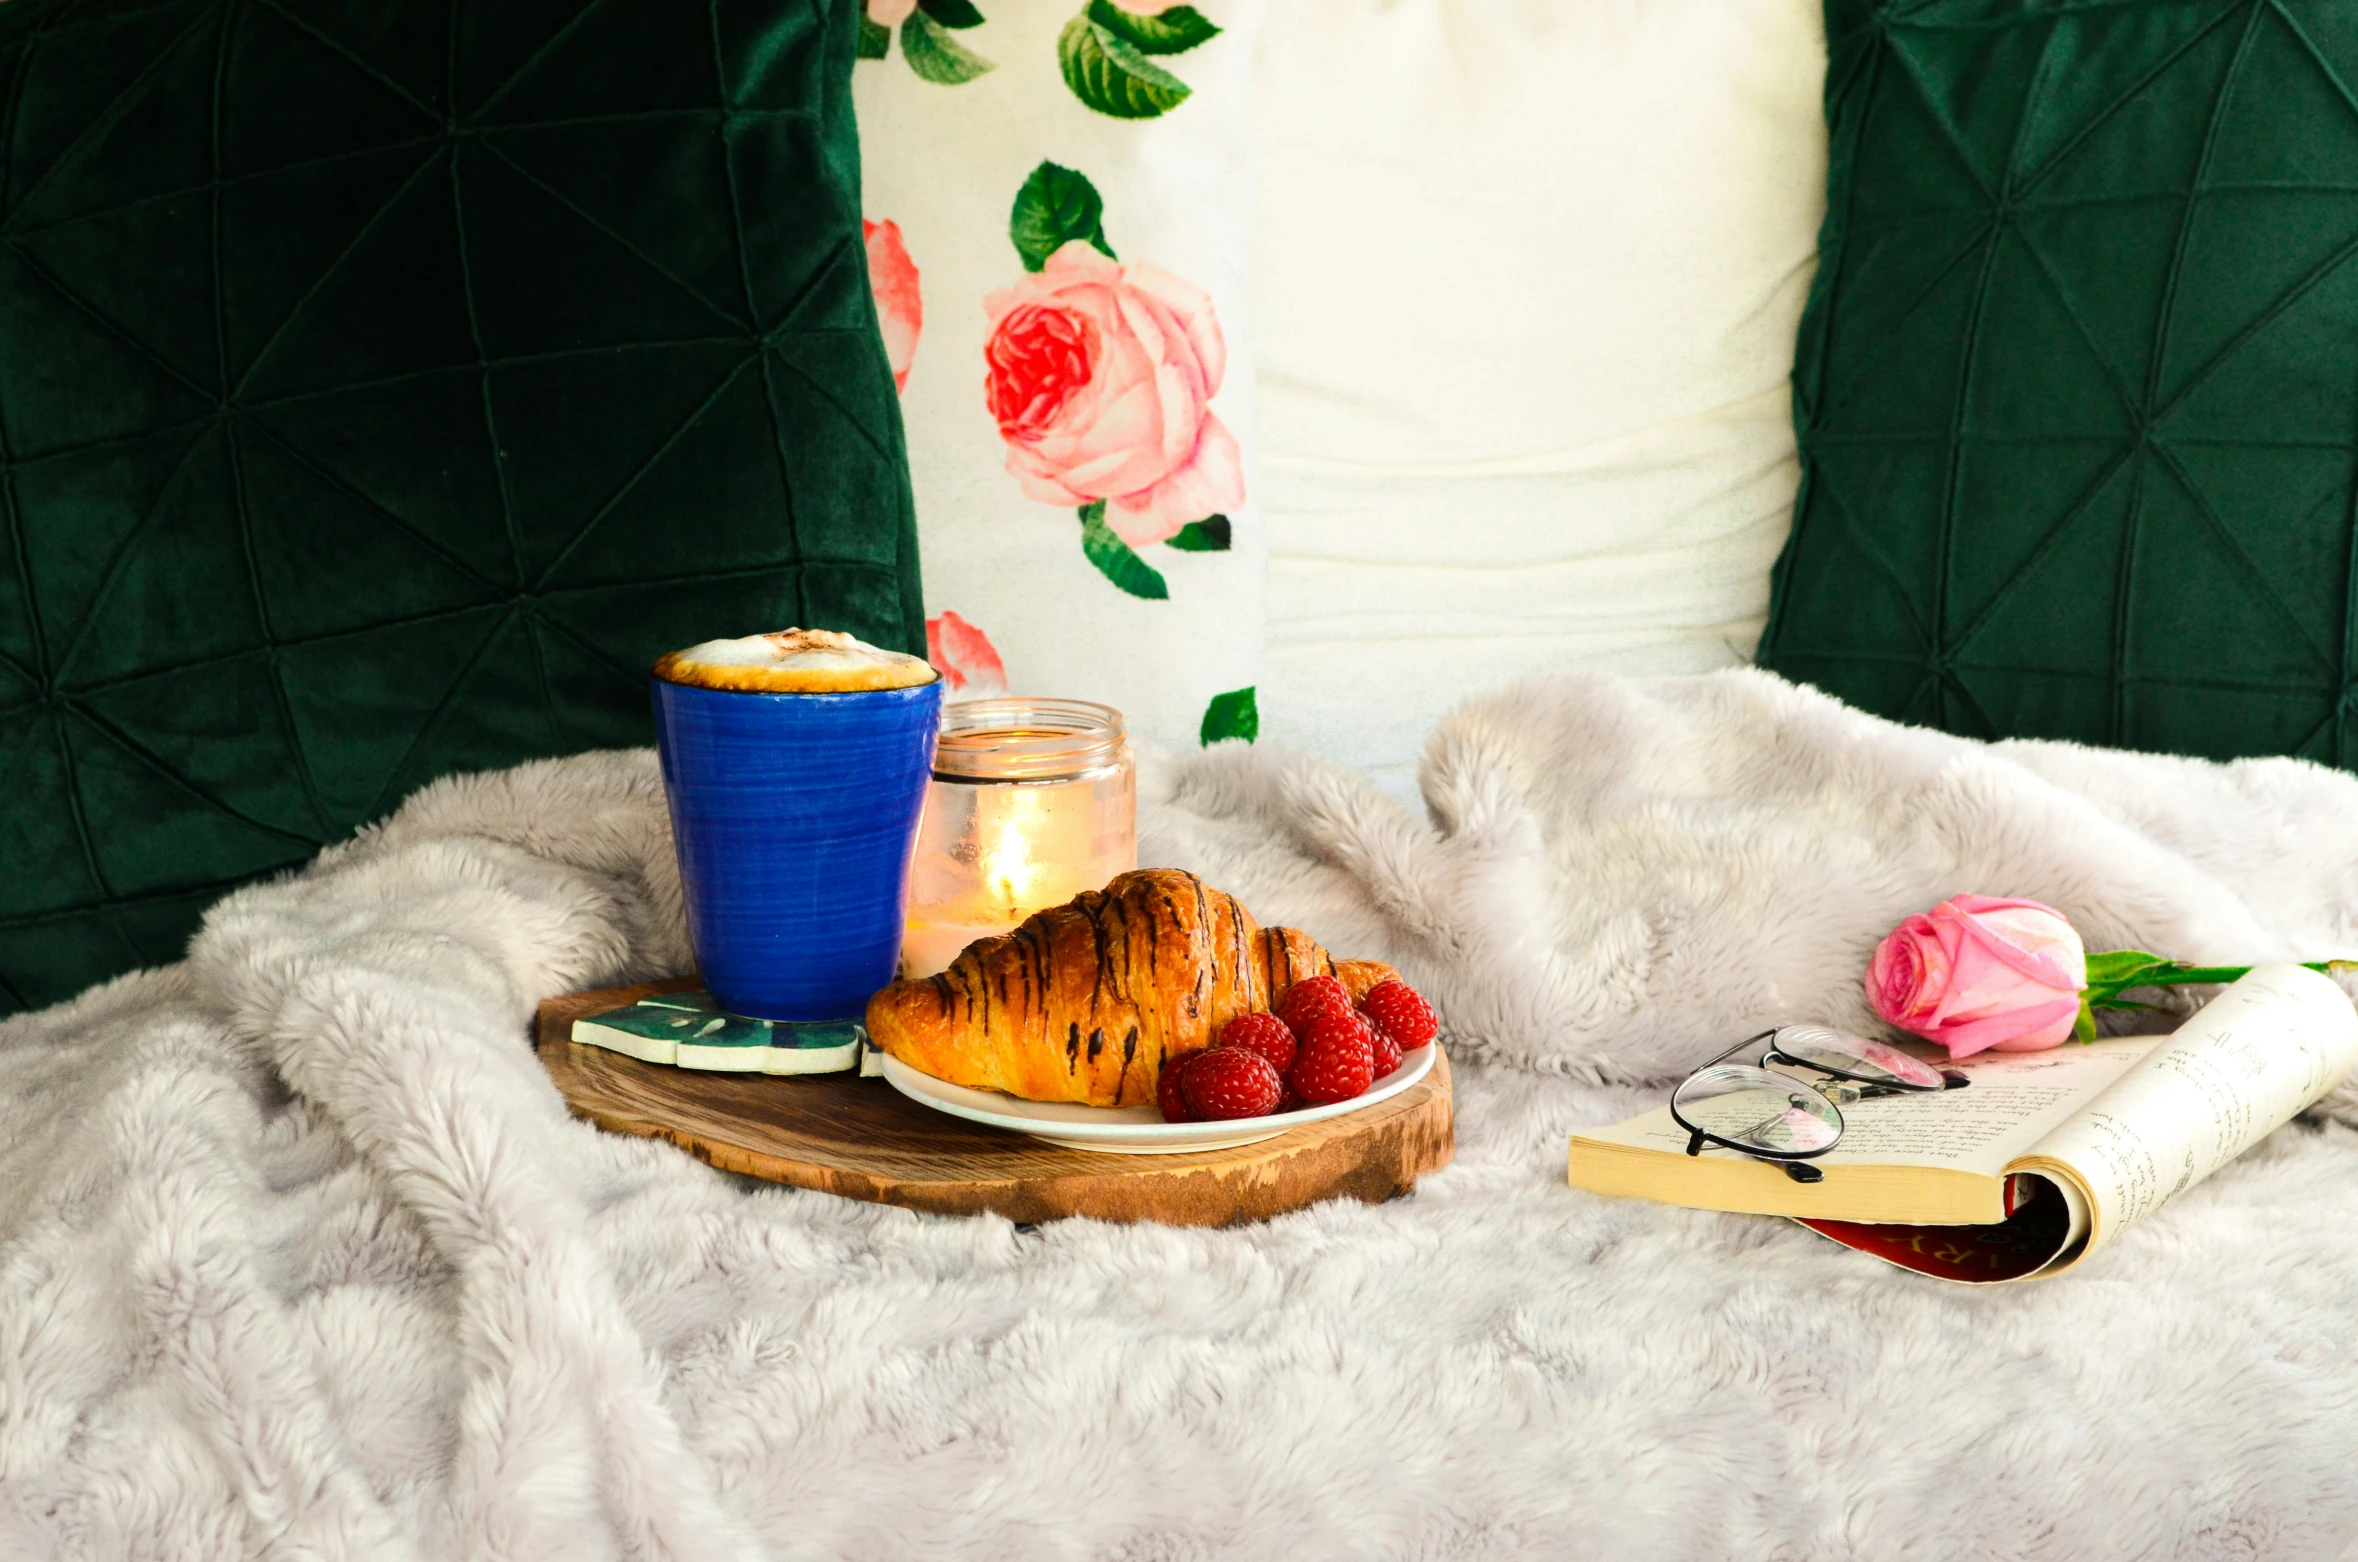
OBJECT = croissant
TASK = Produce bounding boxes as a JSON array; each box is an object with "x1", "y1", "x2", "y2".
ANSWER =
[{"x1": 866, "y1": 868, "x2": 1397, "y2": 1107}]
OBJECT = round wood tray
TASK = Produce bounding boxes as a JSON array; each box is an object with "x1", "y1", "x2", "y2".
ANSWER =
[{"x1": 534, "y1": 978, "x2": 1455, "y2": 1226}]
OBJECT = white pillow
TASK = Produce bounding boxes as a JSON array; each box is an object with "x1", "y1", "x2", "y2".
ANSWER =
[
  {"x1": 854, "y1": 0, "x2": 1268, "y2": 750},
  {"x1": 1252, "y1": 0, "x2": 1829, "y2": 789}
]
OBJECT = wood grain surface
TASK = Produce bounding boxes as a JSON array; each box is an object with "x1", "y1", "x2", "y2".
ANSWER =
[{"x1": 534, "y1": 979, "x2": 1455, "y2": 1225}]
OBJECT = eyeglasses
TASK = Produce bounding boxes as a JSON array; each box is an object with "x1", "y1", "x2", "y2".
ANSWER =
[{"x1": 1670, "y1": 1025, "x2": 1968, "y2": 1184}]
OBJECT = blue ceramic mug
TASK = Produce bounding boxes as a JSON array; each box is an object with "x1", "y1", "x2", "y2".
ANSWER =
[{"x1": 651, "y1": 674, "x2": 942, "y2": 1021}]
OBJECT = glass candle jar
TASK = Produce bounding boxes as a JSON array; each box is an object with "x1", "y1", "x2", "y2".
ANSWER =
[{"x1": 898, "y1": 698, "x2": 1137, "y2": 980}]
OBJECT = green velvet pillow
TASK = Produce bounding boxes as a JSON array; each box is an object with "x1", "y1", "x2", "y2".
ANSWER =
[
  {"x1": 0, "y1": 0, "x2": 922, "y2": 1014},
  {"x1": 1762, "y1": 0, "x2": 2358, "y2": 767}
]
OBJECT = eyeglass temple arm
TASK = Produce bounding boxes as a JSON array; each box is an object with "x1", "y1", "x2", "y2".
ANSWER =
[
  {"x1": 1697, "y1": 1029, "x2": 1780, "y2": 1073},
  {"x1": 1852, "y1": 1071, "x2": 1971, "y2": 1092}
]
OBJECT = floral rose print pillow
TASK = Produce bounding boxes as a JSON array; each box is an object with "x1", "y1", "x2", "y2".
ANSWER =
[{"x1": 854, "y1": 0, "x2": 1265, "y2": 749}]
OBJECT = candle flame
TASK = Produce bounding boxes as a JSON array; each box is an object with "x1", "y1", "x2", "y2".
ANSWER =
[{"x1": 982, "y1": 817, "x2": 1038, "y2": 913}]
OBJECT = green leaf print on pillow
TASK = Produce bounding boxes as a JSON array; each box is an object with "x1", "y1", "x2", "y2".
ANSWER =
[
  {"x1": 917, "y1": 0, "x2": 986, "y2": 27},
  {"x1": 1199, "y1": 688, "x2": 1258, "y2": 745},
  {"x1": 1058, "y1": 15, "x2": 1189, "y2": 118},
  {"x1": 902, "y1": 12, "x2": 995, "y2": 82},
  {"x1": 1165, "y1": 515, "x2": 1230, "y2": 552},
  {"x1": 1079, "y1": 502, "x2": 1170, "y2": 600},
  {"x1": 1010, "y1": 162, "x2": 1116, "y2": 273},
  {"x1": 1087, "y1": 1, "x2": 1220, "y2": 54},
  {"x1": 859, "y1": 0, "x2": 995, "y2": 80},
  {"x1": 1057, "y1": 2, "x2": 1220, "y2": 119}
]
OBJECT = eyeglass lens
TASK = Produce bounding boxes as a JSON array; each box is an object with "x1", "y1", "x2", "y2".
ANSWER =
[
  {"x1": 1768, "y1": 1024, "x2": 1947, "y2": 1091},
  {"x1": 1670, "y1": 1064, "x2": 1843, "y2": 1155}
]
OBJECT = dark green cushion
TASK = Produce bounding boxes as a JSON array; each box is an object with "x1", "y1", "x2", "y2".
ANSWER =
[
  {"x1": 1762, "y1": 0, "x2": 2358, "y2": 766},
  {"x1": 0, "y1": 0, "x2": 922, "y2": 1015}
]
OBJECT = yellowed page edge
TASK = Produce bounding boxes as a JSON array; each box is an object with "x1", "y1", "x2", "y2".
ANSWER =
[{"x1": 1567, "y1": 1136, "x2": 2006, "y2": 1224}]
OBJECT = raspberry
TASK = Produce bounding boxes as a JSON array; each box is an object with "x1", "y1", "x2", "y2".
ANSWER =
[
  {"x1": 1277, "y1": 974, "x2": 1353, "y2": 1033},
  {"x1": 1180, "y1": 1047, "x2": 1283, "y2": 1121},
  {"x1": 1360, "y1": 978, "x2": 1438, "y2": 1051},
  {"x1": 1219, "y1": 1011, "x2": 1299, "y2": 1076},
  {"x1": 1288, "y1": 1010, "x2": 1376, "y2": 1106},
  {"x1": 1369, "y1": 1025, "x2": 1403, "y2": 1078},
  {"x1": 1157, "y1": 1048, "x2": 1205, "y2": 1122},
  {"x1": 1275, "y1": 1081, "x2": 1304, "y2": 1114}
]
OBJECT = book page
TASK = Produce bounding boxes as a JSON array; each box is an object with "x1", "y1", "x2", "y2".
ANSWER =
[
  {"x1": 2012, "y1": 964, "x2": 2358, "y2": 1261},
  {"x1": 1579, "y1": 1038, "x2": 2155, "y2": 1175}
]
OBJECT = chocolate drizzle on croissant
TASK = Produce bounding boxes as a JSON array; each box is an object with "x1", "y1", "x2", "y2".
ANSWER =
[{"x1": 866, "y1": 868, "x2": 1396, "y2": 1107}]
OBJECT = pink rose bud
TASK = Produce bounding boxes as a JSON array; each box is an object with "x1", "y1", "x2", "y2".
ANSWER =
[{"x1": 1865, "y1": 895, "x2": 2089, "y2": 1059}]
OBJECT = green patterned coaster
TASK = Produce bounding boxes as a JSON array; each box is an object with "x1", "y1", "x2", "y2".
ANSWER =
[{"x1": 572, "y1": 991, "x2": 866, "y2": 1076}]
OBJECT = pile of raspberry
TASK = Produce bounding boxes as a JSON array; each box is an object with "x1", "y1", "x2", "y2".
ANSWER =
[{"x1": 1158, "y1": 975, "x2": 1438, "y2": 1122}]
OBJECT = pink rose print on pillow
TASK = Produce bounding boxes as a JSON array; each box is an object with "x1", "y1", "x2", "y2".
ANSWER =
[
  {"x1": 994, "y1": 162, "x2": 1239, "y2": 600},
  {"x1": 982, "y1": 240, "x2": 1242, "y2": 549},
  {"x1": 862, "y1": 218, "x2": 922, "y2": 393},
  {"x1": 926, "y1": 611, "x2": 1008, "y2": 696}
]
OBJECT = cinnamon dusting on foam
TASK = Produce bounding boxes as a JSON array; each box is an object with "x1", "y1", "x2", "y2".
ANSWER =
[{"x1": 653, "y1": 629, "x2": 938, "y2": 694}]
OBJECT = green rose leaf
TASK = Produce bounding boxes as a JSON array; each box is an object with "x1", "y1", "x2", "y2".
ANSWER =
[
  {"x1": 1200, "y1": 687, "x2": 1259, "y2": 745},
  {"x1": 902, "y1": 11, "x2": 994, "y2": 83},
  {"x1": 1080, "y1": 502, "x2": 1168, "y2": 599},
  {"x1": 2082, "y1": 949, "x2": 2169, "y2": 986},
  {"x1": 1086, "y1": 0, "x2": 1220, "y2": 54},
  {"x1": 918, "y1": 0, "x2": 987, "y2": 28},
  {"x1": 1010, "y1": 160, "x2": 1115, "y2": 272},
  {"x1": 1058, "y1": 13, "x2": 1190, "y2": 119},
  {"x1": 857, "y1": 14, "x2": 891, "y2": 57},
  {"x1": 1165, "y1": 515, "x2": 1231, "y2": 552}
]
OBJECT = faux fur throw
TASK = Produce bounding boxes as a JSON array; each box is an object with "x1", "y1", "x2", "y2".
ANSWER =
[{"x1": 8, "y1": 669, "x2": 2358, "y2": 1560}]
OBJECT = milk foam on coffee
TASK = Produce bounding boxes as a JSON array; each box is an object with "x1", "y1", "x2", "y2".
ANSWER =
[{"x1": 654, "y1": 628, "x2": 938, "y2": 693}]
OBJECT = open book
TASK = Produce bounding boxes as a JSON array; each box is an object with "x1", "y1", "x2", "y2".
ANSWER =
[{"x1": 1565, "y1": 964, "x2": 2358, "y2": 1282}]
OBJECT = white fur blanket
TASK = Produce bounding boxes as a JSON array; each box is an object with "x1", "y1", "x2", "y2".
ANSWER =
[{"x1": 9, "y1": 669, "x2": 2358, "y2": 1561}]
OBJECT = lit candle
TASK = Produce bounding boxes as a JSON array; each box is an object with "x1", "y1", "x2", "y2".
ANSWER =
[
  {"x1": 900, "y1": 806, "x2": 1040, "y2": 976},
  {"x1": 983, "y1": 796, "x2": 1042, "y2": 908},
  {"x1": 898, "y1": 699, "x2": 1136, "y2": 980}
]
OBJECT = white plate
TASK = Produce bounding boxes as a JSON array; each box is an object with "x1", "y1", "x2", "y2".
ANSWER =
[{"x1": 880, "y1": 1044, "x2": 1439, "y2": 1154}]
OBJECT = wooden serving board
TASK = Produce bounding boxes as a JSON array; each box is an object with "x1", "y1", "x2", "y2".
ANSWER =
[{"x1": 534, "y1": 978, "x2": 1454, "y2": 1226}]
